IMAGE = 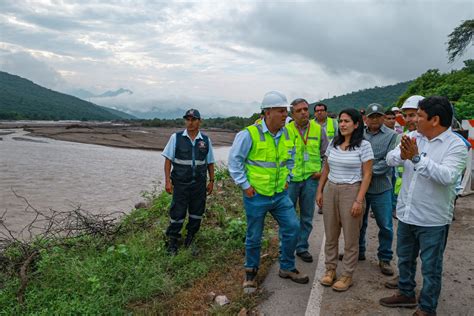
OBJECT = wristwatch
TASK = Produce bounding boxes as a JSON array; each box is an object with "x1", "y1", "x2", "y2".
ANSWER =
[{"x1": 411, "y1": 154, "x2": 421, "y2": 164}]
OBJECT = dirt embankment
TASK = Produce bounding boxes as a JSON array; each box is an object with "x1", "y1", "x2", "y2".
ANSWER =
[{"x1": 22, "y1": 125, "x2": 237, "y2": 150}]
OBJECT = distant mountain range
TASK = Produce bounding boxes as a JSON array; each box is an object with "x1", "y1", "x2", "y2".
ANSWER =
[
  {"x1": 0, "y1": 70, "x2": 415, "y2": 121},
  {"x1": 70, "y1": 88, "x2": 133, "y2": 100},
  {"x1": 310, "y1": 81, "x2": 412, "y2": 114},
  {"x1": 0, "y1": 71, "x2": 135, "y2": 120}
]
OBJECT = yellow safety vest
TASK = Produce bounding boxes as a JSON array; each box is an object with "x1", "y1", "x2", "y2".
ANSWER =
[
  {"x1": 326, "y1": 118, "x2": 336, "y2": 140},
  {"x1": 287, "y1": 120, "x2": 322, "y2": 182},
  {"x1": 245, "y1": 123, "x2": 295, "y2": 196}
]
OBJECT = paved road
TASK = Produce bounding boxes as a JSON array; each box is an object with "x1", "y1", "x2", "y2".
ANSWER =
[{"x1": 258, "y1": 194, "x2": 474, "y2": 315}]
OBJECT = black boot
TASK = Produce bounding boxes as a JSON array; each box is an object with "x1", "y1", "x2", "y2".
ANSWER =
[
  {"x1": 184, "y1": 234, "x2": 199, "y2": 256},
  {"x1": 184, "y1": 234, "x2": 195, "y2": 248},
  {"x1": 166, "y1": 238, "x2": 179, "y2": 256}
]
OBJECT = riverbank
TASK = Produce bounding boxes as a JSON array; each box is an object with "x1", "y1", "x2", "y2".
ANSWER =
[
  {"x1": 0, "y1": 172, "x2": 278, "y2": 314},
  {"x1": 24, "y1": 125, "x2": 236, "y2": 150}
]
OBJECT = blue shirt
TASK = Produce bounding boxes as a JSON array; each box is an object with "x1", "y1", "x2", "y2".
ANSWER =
[
  {"x1": 162, "y1": 129, "x2": 215, "y2": 163},
  {"x1": 228, "y1": 120, "x2": 295, "y2": 190}
]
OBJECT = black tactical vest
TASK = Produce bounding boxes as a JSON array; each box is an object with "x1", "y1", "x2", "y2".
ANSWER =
[{"x1": 171, "y1": 131, "x2": 209, "y2": 184}]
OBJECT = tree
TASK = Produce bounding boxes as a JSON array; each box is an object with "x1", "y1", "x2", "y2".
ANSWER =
[{"x1": 447, "y1": 19, "x2": 474, "y2": 63}]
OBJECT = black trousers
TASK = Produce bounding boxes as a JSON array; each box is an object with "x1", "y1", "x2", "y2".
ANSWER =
[{"x1": 165, "y1": 180, "x2": 207, "y2": 239}]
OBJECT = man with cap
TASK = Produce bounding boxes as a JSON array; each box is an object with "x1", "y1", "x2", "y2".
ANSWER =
[
  {"x1": 358, "y1": 103, "x2": 398, "y2": 275},
  {"x1": 313, "y1": 102, "x2": 338, "y2": 141},
  {"x1": 228, "y1": 91, "x2": 309, "y2": 293},
  {"x1": 286, "y1": 98, "x2": 328, "y2": 262},
  {"x1": 162, "y1": 109, "x2": 215, "y2": 255}
]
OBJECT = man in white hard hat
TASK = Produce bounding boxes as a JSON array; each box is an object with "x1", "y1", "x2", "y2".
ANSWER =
[
  {"x1": 228, "y1": 91, "x2": 309, "y2": 293},
  {"x1": 401, "y1": 95, "x2": 425, "y2": 132},
  {"x1": 384, "y1": 95, "x2": 424, "y2": 289}
]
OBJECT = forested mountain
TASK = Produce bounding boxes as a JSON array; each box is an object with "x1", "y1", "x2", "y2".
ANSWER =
[
  {"x1": 310, "y1": 81, "x2": 412, "y2": 114},
  {"x1": 0, "y1": 71, "x2": 134, "y2": 120}
]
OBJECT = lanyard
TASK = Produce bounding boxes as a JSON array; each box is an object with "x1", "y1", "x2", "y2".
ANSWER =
[{"x1": 297, "y1": 123, "x2": 310, "y2": 146}]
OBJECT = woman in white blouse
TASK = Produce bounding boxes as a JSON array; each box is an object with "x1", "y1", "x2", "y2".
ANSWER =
[{"x1": 316, "y1": 108, "x2": 373, "y2": 292}]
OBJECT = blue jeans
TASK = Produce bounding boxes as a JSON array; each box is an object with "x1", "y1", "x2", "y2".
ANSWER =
[
  {"x1": 243, "y1": 190, "x2": 299, "y2": 271},
  {"x1": 397, "y1": 221, "x2": 449, "y2": 314},
  {"x1": 359, "y1": 189, "x2": 393, "y2": 261},
  {"x1": 288, "y1": 178, "x2": 318, "y2": 253},
  {"x1": 391, "y1": 169, "x2": 397, "y2": 211}
]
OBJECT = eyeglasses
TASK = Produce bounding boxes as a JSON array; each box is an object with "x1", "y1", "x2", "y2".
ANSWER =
[{"x1": 314, "y1": 109, "x2": 326, "y2": 113}]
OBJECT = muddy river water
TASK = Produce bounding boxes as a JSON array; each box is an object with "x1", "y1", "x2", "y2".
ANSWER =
[{"x1": 0, "y1": 129, "x2": 230, "y2": 234}]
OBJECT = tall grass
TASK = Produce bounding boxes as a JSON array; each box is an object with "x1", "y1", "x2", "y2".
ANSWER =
[{"x1": 0, "y1": 165, "x2": 276, "y2": 314}]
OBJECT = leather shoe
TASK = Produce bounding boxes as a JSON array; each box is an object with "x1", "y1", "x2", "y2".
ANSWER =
[
  {"x1": 278, "y1": 268, "x2": 309, "y2": 284},
  {"x1": 296, "y1": 251, "x2": 313, "y2": 263},
  {"x1": 385, "y1": 276, "x2": 399, "y2": 289},
  {"x1": 320, "y1": 269, "x2": 336, "y2": 286},
  {"x1": 379, "y1": 292, "x2": 417, "y2": 308},
  {"x1": 379, "y1": 260, "x2": 394, "y2": 276},
  {"x1": 332, "y1": 275, "x2": 352, "y2": 292}
]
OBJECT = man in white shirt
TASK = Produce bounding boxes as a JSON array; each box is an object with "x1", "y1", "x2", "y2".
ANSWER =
[{"x1": 379, "y1": 96, "x2": 467, "y2": 316}]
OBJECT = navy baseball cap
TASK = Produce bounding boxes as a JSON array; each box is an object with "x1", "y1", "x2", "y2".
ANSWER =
[{"x1": 183, "y1": 108, "x2": 201, "y2": 119}]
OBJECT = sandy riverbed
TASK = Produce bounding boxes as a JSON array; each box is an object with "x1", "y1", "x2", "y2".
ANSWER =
[{"x1": 5, "y1": 124, "x2": 237, "y2": 150}]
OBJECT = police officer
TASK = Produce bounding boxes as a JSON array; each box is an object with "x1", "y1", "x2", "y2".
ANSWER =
[
  {"x1": 286, "y1": 98, "x2": 328, "y2": 262},
  {"x1": 228, "y1": 91, "x2": 309, "y2": 294},
  {"x1": 162, "y1": 109, "x2": 215, "y2": 255}
]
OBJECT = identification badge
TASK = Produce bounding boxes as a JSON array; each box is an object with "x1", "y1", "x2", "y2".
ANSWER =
[{"x1": 304, "y1": 152, "x2": 309, "y2": 161}]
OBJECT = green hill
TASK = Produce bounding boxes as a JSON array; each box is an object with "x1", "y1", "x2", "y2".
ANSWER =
[
  {"x1": 310, "y1": 81, "x2": 412, "y2": 114},
  {"x1": 397, "y1": 60, "x2": 474, "y2": 120},
  {"x1": 0, "y1": 71, "x2": 134, "y2": 121}
]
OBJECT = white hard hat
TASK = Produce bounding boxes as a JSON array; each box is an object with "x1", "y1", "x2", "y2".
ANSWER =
[
  {"x1": 261, "y1": 91, "x2": 289, "y2": 109},
  {"x1": 401, "y1": 95, "x2": 425, "y2": 110},
  {"x1": 391, "y1": 106, "x2": 401, "y2": 112}
]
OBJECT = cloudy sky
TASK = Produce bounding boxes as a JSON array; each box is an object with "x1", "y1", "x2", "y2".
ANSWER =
[{"x1": 1, "y1": 1, "x2": 473, "y2": 117}]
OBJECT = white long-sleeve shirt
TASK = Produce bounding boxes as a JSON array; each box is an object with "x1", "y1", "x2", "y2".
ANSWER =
[{"x1": 386, "y1": 129, "x2": 468, "y2": 226}]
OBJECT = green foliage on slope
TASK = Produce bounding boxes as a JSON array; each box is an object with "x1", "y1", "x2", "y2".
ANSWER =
[
  {"x1": 309, "y1": 81, "x2": 412, "y2": 114},
  {"x1": 0, "y1": 71, "x2": 130, "y2": 121},
  {"x1": 398, "y1": 60, "x2": 474, "y2": 120}
]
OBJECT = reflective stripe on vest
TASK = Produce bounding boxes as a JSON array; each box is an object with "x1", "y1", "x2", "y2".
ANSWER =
[
  {"x1": 174, "y1": 158, "x2": 206, "y2": 166},
  {"x1": 245, "y1": 123, "x2": 294, "y2": 196},
  {"x1": 287, "y1": 120, "x2": 322, "y2": 182}
]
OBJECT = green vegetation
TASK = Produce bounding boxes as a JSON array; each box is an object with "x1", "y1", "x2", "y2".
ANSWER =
[
  {"x1": 447, "y1": 19, "x2": 473, "y2": 63},
  {"x1": 0, "y1": 166, "x2": 277, "y2": 314},
  {"x1": 141, "y1": 113, "x2": 260, "y2": 131},
  {"x1": 0, "y1": 71, "x2": 133, "y2": 121},
  {"x1": 309, "y1": 81, "x2": 412, "y2": 114},
  {"x1": 397, "y1": 60, "x2": 474, "y2": 120}
]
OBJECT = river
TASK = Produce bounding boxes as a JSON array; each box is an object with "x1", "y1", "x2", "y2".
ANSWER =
[{"x1": 0, "y1": 129, "x2": 231, "y2": 235}]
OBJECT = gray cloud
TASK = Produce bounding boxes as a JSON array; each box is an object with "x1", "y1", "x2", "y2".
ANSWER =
[
  {"x1": 205, "y1": 1, "x2": 473, "y2": 80},
  {"x1": 0, "y1": 1, "x2": 472, "y2": 117},
  {"x1": 0, "y1": 51, "x2": 65, "y2": 88}
]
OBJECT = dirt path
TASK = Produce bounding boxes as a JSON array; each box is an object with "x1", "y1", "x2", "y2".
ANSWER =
[{"x1": 259, "y1": 194, "x2": 474, "y2": 315}]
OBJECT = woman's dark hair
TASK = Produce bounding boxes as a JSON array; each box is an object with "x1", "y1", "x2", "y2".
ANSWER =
[
  {"x1": 418, "y1": 96, "x2": 453, "y2": 128},
  {"x1": 333, "y1": 108, "x2": 364, "y2": 150}
]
